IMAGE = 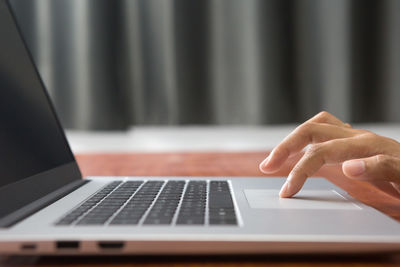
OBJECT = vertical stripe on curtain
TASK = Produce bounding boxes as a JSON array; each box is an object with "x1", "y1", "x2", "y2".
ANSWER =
[{"x1": 8, "y1": 0, "x2": 400, "y2": 129}]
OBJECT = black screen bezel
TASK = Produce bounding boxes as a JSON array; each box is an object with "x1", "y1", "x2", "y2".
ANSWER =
[{"x1": 0, "y1": 0, "x2": 82, "y2": 225}]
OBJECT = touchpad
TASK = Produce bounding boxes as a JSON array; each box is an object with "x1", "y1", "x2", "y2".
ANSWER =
[{"x1": 244, "y1": 190, "x2": 361, "y2": 210}]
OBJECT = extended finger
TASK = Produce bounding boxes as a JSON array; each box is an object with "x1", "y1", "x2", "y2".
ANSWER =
[{"x1": 260, "y1": 122, "x2": 356, "y2": 173}]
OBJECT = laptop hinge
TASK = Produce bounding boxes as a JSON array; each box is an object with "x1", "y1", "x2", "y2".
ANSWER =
[{"x1": 0, "y1": 179, "x2": 89, "y2": 228}]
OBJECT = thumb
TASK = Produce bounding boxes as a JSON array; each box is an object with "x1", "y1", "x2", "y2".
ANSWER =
[{"x1": 342, "y1": 155, "x2": 400, "y2": 183}]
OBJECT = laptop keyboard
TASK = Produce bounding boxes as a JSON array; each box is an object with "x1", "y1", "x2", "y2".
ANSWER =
[{"x1": 55, "y1": 180, "x2": 237, "y2": 226}]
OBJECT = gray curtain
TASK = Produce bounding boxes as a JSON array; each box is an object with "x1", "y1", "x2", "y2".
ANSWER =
[{"x1": 9, "y1": 0, "x2": 400, "y2": 130}]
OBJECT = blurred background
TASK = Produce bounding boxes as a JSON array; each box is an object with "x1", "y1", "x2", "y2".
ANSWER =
[{"x1": 8, "y1": 0, "x2": 400, "y2": 130}]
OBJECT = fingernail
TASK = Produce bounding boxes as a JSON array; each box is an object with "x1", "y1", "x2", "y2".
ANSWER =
[
  {"x1": 344, "y1": 160, "x2": 366, "y2": 176},
  {"x1": 279, "y1": 181, "x2": 290, "y2": 197},
  {"x1": 260, "y1": 155, "x2": 271, "y2": 169}
]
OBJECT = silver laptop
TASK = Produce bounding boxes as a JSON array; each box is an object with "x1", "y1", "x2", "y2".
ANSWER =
[{"x1": 1, "y1": 0, "x2": 400, "y2": 255}]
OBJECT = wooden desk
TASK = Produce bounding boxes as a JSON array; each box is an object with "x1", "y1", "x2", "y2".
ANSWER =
[{"x1": 1, "y1": 152, "x2": 400, "y2": 266}]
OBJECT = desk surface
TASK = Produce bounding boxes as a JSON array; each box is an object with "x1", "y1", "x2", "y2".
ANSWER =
[{"x1": 2, "y1": 151, "x2": 400, "y2": 266}]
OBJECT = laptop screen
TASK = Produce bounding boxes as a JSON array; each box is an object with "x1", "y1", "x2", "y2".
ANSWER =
[{"x1": 0, "y1": 0, "x2": 81, "y2": 225}]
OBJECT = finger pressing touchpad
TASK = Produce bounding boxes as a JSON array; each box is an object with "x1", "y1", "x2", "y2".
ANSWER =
[{"x1": 244, "y1": 190, "x2": 361, "y2": 210}]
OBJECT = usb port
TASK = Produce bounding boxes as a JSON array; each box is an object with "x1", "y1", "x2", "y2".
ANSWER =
[
  {"x1": 56, "y1": 241, "x2": 80, "y2": 249},
  {"x1": 98, "y1": 241, "x2": 124, "y2": 250}
]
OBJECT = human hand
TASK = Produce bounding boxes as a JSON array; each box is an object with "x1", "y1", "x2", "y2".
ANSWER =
[{"x1": 259, "y1": 111, "x2": 400, "y2": 198}]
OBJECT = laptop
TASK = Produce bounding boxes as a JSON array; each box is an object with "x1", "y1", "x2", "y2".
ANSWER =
[{"x1": 1, "y1": 0, "x2": 400, "y2": 255}]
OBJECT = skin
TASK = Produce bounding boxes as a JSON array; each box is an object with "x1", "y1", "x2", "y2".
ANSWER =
[{"x1": 259, "y1": 111, "x2": 400, "y2": 199}]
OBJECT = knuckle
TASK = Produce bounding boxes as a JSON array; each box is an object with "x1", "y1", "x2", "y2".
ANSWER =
[
  {"x1": 307, "y1": 143, "x2": 323, "y2": 154},
  {"x1": 306, "y1": 143, "x2": 324, "y2": 157},
  {"x1": 352, "y1": 128, "x2": 368, "y2": 135},
  {"x1": 317, "y1": 111, "x2": 331, "y2": 119},
  {"x1": 361, "y1": 132, "x2": 390, "y2": 148},
  {"x1": 376, "y1": 154, "x2": 391, "y2": 168},
  {"x1": 362, "y1": 132, "x2": 379, "y2": 140},
  {"x1": 295, "y1": 122, "x2": 314, "y2": 136},
  {"x1": 358, "y1": 132, "x2": 381, "y2": 146}
]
